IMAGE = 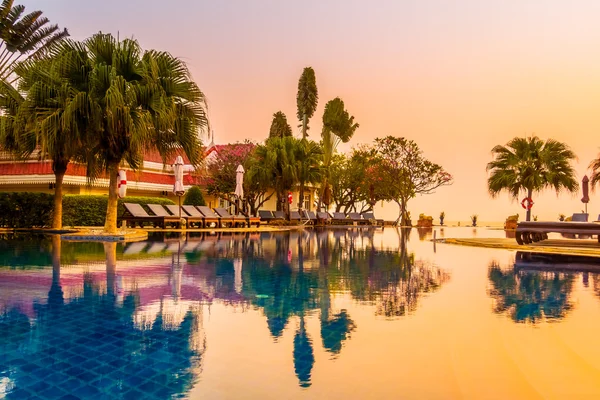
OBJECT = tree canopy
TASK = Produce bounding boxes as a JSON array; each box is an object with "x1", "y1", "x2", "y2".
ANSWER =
[
  {"x1": 373, "y1": 136, "x2": 453, "y2": 225},
  {"x1": 487, "y1": 136, "x2": 578, "y2": 221},
  {"x1": 269, "y1": 111, "x2": 293, "y2": 138},
  {"x1": 296, "y1": 67, "x2": 318, "y2": 139}
]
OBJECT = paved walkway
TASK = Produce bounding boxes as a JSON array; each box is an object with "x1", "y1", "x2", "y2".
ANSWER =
[{"x1": 440, "y1": 237, "x2": 600, "y2": 258}]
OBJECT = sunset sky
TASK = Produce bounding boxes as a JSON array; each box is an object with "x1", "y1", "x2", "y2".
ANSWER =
[{"x1": 27, "y1": 0, "x2": 600, "y2": 222}]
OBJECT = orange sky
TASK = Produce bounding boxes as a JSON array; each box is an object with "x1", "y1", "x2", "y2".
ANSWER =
[{"x1": 27, "y1": 0, "x2": 600, "y2": 222}]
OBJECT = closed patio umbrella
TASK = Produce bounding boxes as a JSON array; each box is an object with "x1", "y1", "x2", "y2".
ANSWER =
[
  {"x1": 235, "y1": 164, "x2": 244, "y2": 214},
  {"x1": 582, "y1": 175, "x2": 590, "y2": 214},
  {"x1": 173, "y1": 156, "x2": 186, "y2": 219}
]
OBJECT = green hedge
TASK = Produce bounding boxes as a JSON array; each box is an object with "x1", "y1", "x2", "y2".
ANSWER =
[
  {"x1": 62, "y1": 195, "x2": 176, "y2": 227},
  {"x1": 0, "y1": 193, "x2": 177, "y2": 228},
  {"x1": 0, "y1": 193, "x2": 54, "y2": 228}
]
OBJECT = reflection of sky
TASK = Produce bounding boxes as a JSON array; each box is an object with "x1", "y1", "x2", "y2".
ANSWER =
[{"x1": 1, "y1": 228, "x2": 600, "y2": 398}]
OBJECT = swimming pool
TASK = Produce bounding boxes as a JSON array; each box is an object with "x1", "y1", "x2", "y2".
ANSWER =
[{"x1": 1, "y1": 227, "x2": 599, "y2": 399}]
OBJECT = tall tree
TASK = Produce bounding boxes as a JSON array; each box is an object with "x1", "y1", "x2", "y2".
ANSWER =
[
  {"x1": 80, "y1": 33, "x2": 207, "y2": 233},
  {"x1": 319, "y1": 97, "x2": 359, "y2": 210},
  {"x1": 487, "y1": 136, "x2": 578, "y2": 222},
  {"x1": 251, "y1": 136, "x2": 298, "y2": 215},
  {"x1": 0, "y1": 0, "x2": 69, "y2": 84},
  {"x1": 296, "y1": 67, "x2": 318, "y2": 139},
  {"x1": 8, "y1": 41, "x2": 92, "y2": 229},
  {"x1": 269, "y1": 111, "x2": 292, "y2": 139},
  {"x1": 329, "y1": 147, "x2": 381, "y2": 213},
  {"x1": 294, "y1": 139, "x2": 323, "y2": 212},
  {"x1": 374, "y1": 136, "x2": 452, "y2": 226}
]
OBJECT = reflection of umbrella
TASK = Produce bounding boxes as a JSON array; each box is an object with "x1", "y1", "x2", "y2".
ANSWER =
[
  {"x1": 173, "y1": 156, "x2": 185, "y2": 219},
  {"x1": 172, "y1": 239, "x2": 184, "y2": 301},
  {"x1": 582, "y1": 175, "x2": 590, "y2": 214},
  {"x1": 233, "y1": 258, "x2": 242, "y2": 294}
]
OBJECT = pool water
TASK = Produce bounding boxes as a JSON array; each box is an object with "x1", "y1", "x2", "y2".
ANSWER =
[{"x1": 1, "y1": 228, "x2": 600, "y2": 399}]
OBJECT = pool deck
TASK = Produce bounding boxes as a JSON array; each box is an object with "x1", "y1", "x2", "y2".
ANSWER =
[{"x1": 440, "y1": 237, "x2": 600, "y2": 258}]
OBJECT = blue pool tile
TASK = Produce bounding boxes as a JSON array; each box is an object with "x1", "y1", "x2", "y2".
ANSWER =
[
  {"x1": 38, "y1": 385, "x2": 69, "y2": 399},
  {"x1": 60, "y1": 378, "x2": 84, "y2": 392}
]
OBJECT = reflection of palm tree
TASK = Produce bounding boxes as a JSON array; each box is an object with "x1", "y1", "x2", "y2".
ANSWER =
[
  {"x1": 320, "y1": 310, "x2": 355, "y2": 354},
  {"x1": 293, "y1": 315, "x2": 314, "y2": 388},
  {"x1": 488, "y1": 261, "x2": 574, "y2": 323},
  {"x1": 0, "y1": 242, "x2": 205, "y2": 399},
  {"x1": 242, "y1": 230, "x2": 449, "y2": 387}
]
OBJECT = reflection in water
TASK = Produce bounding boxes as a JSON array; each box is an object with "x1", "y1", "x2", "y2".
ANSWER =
[
  {"x1": 488, "y1": 259, "x2": 575, "y2": 323},
  {"x1": 0, "y1": 228, "x2": 449, "y2": 395},
  {"x1": 0, "y1": 237, "x2": 205, "y2": 399}
]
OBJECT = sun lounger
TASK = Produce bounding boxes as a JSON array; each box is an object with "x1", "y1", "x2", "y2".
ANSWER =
[
  {"x1": 119, "y1": 203, "x2": 180, "y2": 228},
  {"x1": 215, "y1": 208, "x2": 248, "y2": 227},
  {"x1": 348, "y1": 212, "x2": 369, "y2": 225},
  {"x1": 331, "y1": 212, "x2": 351, "y2": 225},
  {"x1": 317, "y1": 211, "x2": 331, "y2": 225},
  {"x1": 516, "y1": 219, "x2": 600, "y2": 245},
  {"x1": 289, "y1": 211, "x2": 303, "y2": 223},
  {"x1": 362, "y1": 212, "x2": 384, "y2": 226},
  {"x1": 273, "y1": 210, "x2": 286, "y2": 220},
  {"x1": 182, "y1": 205, "x2": 220, "y2": 228},
  {"x1": 164, "y1": 204, "x2": 204, "y2": 228},
  {"x1": 258, "y1": 210, "x2": 277, "y2": 223},
  {"x1": 302, "y1": 210, "x2": 316, "y2": 225},
  {"x1": 572, "y1": 213, "x2": 588, "y2": 222},
  {"x1": 197, "y1": 206, "x2": 233, "y2": 228}
]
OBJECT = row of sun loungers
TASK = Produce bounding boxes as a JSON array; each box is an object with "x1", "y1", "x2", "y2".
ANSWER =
[
  {"x1": 120, "y1": 203, "x2": 383, "y2": 229},
  {"x1": 259, "y1": 210, "x2": 384, "y2": 226},
  {"x1": 119, "y1": 203, "x2": 260, "y2": 229}
]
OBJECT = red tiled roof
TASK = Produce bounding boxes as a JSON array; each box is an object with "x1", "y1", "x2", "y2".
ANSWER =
[
  {"x1": 142, "y1": 148, "x2": 193, "y2": 165},
  {"x1": 0, "y1": 161, "x2": 205, "y2": 186},
  {"x1": 205, "y1": 143, "x2": 255, "y2": 157}
]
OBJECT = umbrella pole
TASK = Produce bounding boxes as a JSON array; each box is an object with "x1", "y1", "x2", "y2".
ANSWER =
[{"x1": 179, "y1": 196, "x2": 182, "y2": 218}]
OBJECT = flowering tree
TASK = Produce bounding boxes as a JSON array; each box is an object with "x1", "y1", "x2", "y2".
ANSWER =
[
  {"x1": 205, "y1": 142, "x2": 273, "y2": 216},
  {"x1": 373, "y1": 136, "x2": 453, "y2": 226}
]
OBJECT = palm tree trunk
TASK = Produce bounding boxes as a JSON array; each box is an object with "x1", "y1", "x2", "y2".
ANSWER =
[
  {"x1": 298, "y1": 183, "x2": 305, "y2": 212},
  {"x1": 526, "y1": 188, "x2": 533, "y2": 222},
  {"x1": 104, "y1": 242, "x2": 117, "y2": 297},
  {"x1": 104, "y1": 161, "x2": 120, "y2": 234},
  {"x1": 52, "y1": 169, "x2": 66, "y2": 229},
  {"x1": 302, "y1": 114, "x2": 307, "y2": 139}
]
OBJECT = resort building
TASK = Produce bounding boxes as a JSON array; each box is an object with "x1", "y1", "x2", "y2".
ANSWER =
[{"x1": 0, "y1": 143, "x2": 318, "y2": 212}]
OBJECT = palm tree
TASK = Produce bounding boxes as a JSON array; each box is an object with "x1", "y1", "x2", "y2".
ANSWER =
[
  {"x1": 0, "y1": 0, "x2": 69, "y2": 84},
  {"x1": 319, "y1": 97, "x2": 359, "y2": 210},
  {"x1": 81, "y1": 33, "x2": 207, "y2": 233},
  {"x1": 295, "y1": 139, "x2": 323, "y2": 212},
  {"x1": 3, "y1": 41, "x2": 92, "y2": 229},
  {"x1": 487, "y1": 136, "x2": 578, "y2": 221},
  {"x1": 252, "y1": 136, "x2": 298, "y2": 215},
  {"x1": 296, "y1": 67, "x2": 318, "y2": 139},
  {"x1": 269, "y1": 111, "x2": 292, "y2": 138},
  {"x1": 587, "y1": 155, "x2": 600, "y2": 190}
]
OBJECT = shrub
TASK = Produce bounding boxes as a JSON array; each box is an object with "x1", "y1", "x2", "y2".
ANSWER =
[
  {"x1": 183, "y1": 186, "x2": 206, "y2": 206},
  {"x1": 416, "y1": 213, "x2": 433, "y2": 228},
  {"x1": 62, "y1": 195, "x2": 175, "y2": 227},
  {"x1": 0, "y1": 192, "x2": 54, "y2": 228}
]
